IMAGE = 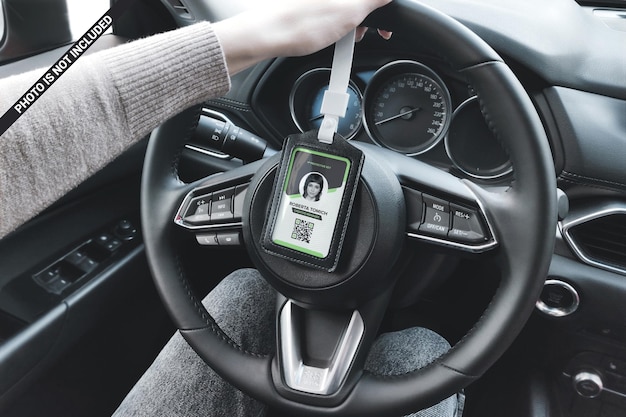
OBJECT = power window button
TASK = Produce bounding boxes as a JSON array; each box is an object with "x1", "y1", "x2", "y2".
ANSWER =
[
  {"x1": 38, "y1": 266, "x2": 61, "y2": 285},
  {"x1": 66, "y1": 249, "x2": 99, "y2": 273},
  {"x1": 96, "y1": 233, "x2": 122, "y2": 252}
]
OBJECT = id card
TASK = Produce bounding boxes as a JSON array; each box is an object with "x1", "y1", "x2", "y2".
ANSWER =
[{"x1": 262, "y1": 130, "x2": 363, "y2": 271}]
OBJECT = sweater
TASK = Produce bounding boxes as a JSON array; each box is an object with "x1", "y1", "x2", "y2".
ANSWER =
[{"x1": 0, "y1": 22, "x2": 230, "y2": 238}]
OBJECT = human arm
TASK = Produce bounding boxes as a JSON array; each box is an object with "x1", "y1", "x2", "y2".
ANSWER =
[
  {"x1": 214, "y1": 0, "x2": 391, "y2": 75},
  {"x1": 0, "y1": 0, "x2": 392, "y2": 238},
  {"x1": 0, "y1": 23, "x2": 229, "y2": 238}
]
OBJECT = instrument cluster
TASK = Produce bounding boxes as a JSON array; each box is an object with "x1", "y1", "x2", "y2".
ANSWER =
[{"x1": 287, "y1": 60, "x2": 512, "y2": 181}]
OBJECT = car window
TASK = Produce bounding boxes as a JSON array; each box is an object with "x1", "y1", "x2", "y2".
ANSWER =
[
  {"x1": 66, "y1": 0, "x2": 111, "y2": 40},
  {"x1": 0, "y1": 3, "x2": 5, "y2": 46}
]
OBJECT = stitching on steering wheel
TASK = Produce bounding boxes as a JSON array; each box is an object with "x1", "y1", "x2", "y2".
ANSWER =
[
  {"x1": 173, "y1": 254, "x2": 267, "y2": 358},
  {"x1": 174, "y1": 254, "x2": 212, "y2": 324},
  {"x1": 170, "y1": 105, "x2": 203, "y2": 186}
]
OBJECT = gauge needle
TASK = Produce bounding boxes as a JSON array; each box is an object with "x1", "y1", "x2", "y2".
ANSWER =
[
  {"x1": 309, "y1": 114, "x2": 324, "y2": 122},
  {"x1": 375, "y1": 107, "x2": 421, "y2": 126}
]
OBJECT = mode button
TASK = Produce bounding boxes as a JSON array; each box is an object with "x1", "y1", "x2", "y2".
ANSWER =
[{"x1": 418, "y1": 195, "x2": 450, "y2": 238}]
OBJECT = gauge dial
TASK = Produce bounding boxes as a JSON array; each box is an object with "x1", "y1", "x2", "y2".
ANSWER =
[
  {"x1": 290, "y1": 69, "x2": 362, "y2": 140},
  {"x1": 445, "y1": 97, "x2": 512, "y2": 179},
  {"x1": 363, "y1": 61, "x2": 452, "y2": 155}
]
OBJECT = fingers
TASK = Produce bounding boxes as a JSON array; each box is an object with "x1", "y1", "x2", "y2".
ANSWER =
[
  {"x1": 377, "y1": 29, "x2": 393, "y2": 40},
  {"x1": 356, "y1": 27, "x2": 368, "y2": 42},
  {"x1": 356, "y1": 27, "x2": 393, "y2": 42}
]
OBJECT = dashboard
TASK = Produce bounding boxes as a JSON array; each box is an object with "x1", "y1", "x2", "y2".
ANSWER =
[{"x1": 246, "y1": 40, "x2": 515, "y2": 186}]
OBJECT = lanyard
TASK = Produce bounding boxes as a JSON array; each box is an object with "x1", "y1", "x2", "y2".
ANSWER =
[{"x1": 317, "y1": 29, "x2": 356, "y2": 144}]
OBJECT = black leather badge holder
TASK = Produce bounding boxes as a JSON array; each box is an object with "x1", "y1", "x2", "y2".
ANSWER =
[{"x1": 262, "y1": 130, "x2": 364, "y2": 272}]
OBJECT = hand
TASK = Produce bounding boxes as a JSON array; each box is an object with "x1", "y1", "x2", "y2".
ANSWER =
[{"x1": 214, "y1": 0, "x2": 392, "y2": 75}]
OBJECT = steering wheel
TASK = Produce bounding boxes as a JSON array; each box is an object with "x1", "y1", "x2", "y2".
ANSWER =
[{"x1": 141, "y1": 0, "x2": 556, "y2": 415}]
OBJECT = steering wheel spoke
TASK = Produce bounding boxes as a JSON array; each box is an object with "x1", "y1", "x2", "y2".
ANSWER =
[
  {"x1": 358, "y1": 142, "x2": 498, "y2": 253},
  {"x1": 172, "y1": 160, "x2": 265, "y2": 245},
  {"x1": 272, "y1": 288, "x2": 393, "y2": 406},
  {"x1": 277, "y1": 300, "x2": 365, "y2": 396},
  {"x1": 403, "y1": 184, "x2": 497, "y2": 253}
]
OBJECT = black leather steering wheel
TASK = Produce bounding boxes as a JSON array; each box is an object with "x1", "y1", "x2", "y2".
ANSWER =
[{"x1": 141, "y1": 0, "x2": 556, "y2": 415}]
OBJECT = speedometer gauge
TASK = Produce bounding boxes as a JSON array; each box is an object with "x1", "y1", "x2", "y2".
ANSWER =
[{"x1": 363, "y1": 61, "x2": 452, "y2": 155}]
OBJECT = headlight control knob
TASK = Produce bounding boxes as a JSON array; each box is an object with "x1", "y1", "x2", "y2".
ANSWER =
[{"x1": 573, "y1": 371, "x2": 603, "y2": 399}]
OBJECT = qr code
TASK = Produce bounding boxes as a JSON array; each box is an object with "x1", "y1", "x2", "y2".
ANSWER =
[{"x1": 291, "y1": 218, "x2": 314, "y2": 243}]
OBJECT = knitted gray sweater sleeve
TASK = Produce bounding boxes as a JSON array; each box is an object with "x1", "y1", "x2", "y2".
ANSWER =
[{"x1": 0, "y1": 22, "x2": 230, "y2": 238}]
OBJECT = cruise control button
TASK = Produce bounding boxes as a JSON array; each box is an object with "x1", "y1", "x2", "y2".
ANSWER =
[
  {"x1": 448, "y1": 203, "x2": 487, "y2": 243},
  {"x1": 217, "y1": 232, "x2": 240, "y2": 246},
  {"x1": 419, "y1": 195, "x2": 450, "y2": 237},
  {"x1": 211, "y1": 187, "x2": 234, "y2": 222}
]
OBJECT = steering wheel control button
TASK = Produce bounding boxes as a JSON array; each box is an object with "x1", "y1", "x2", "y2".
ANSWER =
[
  {"x1": 177, "y1": 183, "x2": 251, "y2": 229},
  {"x1": 196, "y1": 232, "x2": 240, "y2": 246},
  {"x1": 448, "y1": 203, "x2": 487, "y2": 243},
  {"x1": 232, "y1": 184, "x2": 248, "y2": 221},
  {"x1": 210, "y1": 187, "x2": 235, "y2": 222},
  {"x1": 184, "y1": 195, "x2": 212, "y2": 225},
  {"x1": 419, "y1": 195, "x2": 450, "y2": 237},
  {"x1": 216, "y1": 232, "x2": 240, "y2": 246},
  {"x1": 403, "y1": 188, "x2": 424, "y2": 232},
  {"x1": 195, "y1": 202, "x2": 209, "y2": 216},
  {"x1": 196, "y1": 233, "x2": 219, "y2": 246}
]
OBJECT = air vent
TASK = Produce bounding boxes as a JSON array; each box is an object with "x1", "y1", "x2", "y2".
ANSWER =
[
  {"x1": 570, "y1": 214, "x2": 626, "y2": 265},
  {"x1": 165, "y1": 0, "x2": 193, "y2": 19},
  {"x1": 561, "y1": 204, "x2": 626, "y2": 275}
]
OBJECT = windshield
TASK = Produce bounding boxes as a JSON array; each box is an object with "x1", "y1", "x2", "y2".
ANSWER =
[
  {"x1": 66, "y1": 0, "x2": 111, "y2": 40},
  {"x1": 0, "y1": 2, "x2": 5, "y2": 47}
]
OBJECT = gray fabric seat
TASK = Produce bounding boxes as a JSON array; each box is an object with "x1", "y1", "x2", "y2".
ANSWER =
[{"x1": 113, "y1": 269, "x2": 463, "y2": 417}]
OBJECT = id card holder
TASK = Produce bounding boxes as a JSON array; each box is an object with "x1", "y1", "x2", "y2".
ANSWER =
[{"x1": 261, "y1": 130, "x2": 364, "y2": 272}]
